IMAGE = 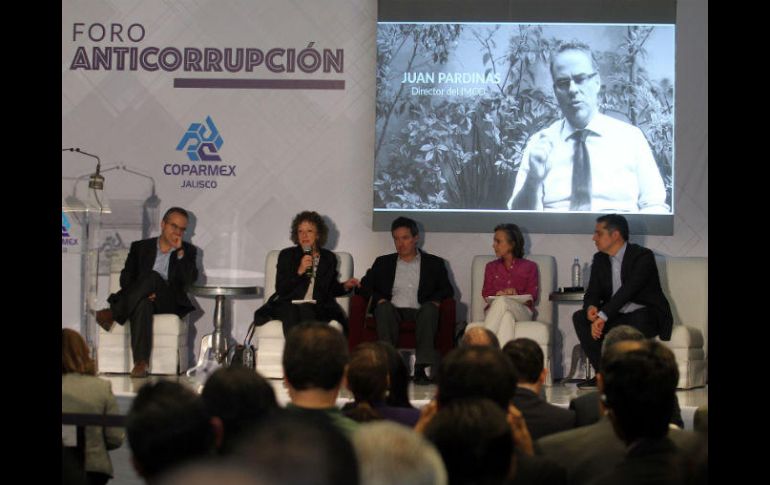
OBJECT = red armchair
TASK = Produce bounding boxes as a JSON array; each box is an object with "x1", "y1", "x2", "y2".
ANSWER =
[{"x1": 347, "y1": 294, "x2": 456, "y2": 355}]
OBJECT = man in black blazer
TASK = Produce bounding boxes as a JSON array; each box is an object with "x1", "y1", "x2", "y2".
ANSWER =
[
  {"x1": 96, "y1": 207, "x2": 199, "y2": 377},
  {"x1": 358, "y1": 217, "x2": 454, "y2": 384},
  {"x1": 573, "y1": 214, "x2": 672, "y2": 387},
  {"x1": 503, "y1": 338, "x2": 575, "y2": 440}
]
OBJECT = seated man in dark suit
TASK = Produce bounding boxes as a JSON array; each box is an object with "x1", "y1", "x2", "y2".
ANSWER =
[
  {"x1": 570, "y1": 325, "x2": 683, "y2": 429},
  {"x1": 503, "y1": 338, "x2": 575, "y2": 440},
  {"x1": 95, "y1": 207, "x2": 199, "y2": 377},
  {"x1": 573, "y1": 213, "x2": 672, "y2": 388},
  {"x1": 358, "y1": 217, "x2": 454, "y2": 384}
]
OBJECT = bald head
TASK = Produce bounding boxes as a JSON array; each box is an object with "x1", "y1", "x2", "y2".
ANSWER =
[{"x1": 460, "y1": 327, "x2": 500, "y2": 349}]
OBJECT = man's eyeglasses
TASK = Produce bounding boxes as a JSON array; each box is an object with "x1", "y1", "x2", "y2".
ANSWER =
[
  {"x1": 167, "y1": 222, "x2": 187, "y2": 233},
  {"x1": 554, "y1": 72, "x2": 597, "y2": 91}
]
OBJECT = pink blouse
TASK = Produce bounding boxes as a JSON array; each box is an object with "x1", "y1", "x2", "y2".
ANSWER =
[{"x1": 482, "y1": 257, "x2": 539, "y2": 310}]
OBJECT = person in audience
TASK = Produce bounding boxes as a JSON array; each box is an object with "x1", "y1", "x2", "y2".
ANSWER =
[
  {"x1": 343, "y1": 342, "x2": 422, "y2": 427},
  {"x1": 573, "y1": 213, "x2": 672, "y2": 388},
  {"x1": 358, "y1": 216, "x2": 454, "y2": 384},
  {"x1": 380, "y1": 341, "x2": 418, "y2": 410},
  {"x1": 570, "y1": 325, "x2": 683, "y2": 428},
  {"x1": 201, "y1": 366, "x2": 279, "y2": 455},
  {"x1": 62, "y1": 329, "x2": 124, "y2": 485},
  {"x1": 282, "y1": 322, "x2": 358, "y2": 436},
  {"x1": 253, "y1": 210, "x2": 359, "y2": 336},
  {"x1": 460, "y1": 326, "x2": 500, "y2": 348},
  {"x1": 423, "y1": 398, "x2": 514, "y2": 485},
  {"x1": 479, "y1": 223, "x2": 538, "y2": 342},
  {"x1": 507, "y1": 41, "x2": 668, "y2": 213},
  {"x1": 503, "y1": 338, "x2": 575, "y2": 440},
  {"x1": 591, "y1": 340, "x2": 696, "y2": 484},
  {"x1": 536, "y1": 339, "x2": 700, "y2": 485},
  {"x1": 353, "y1": 421, "x2": 447, "y2": 485},
  {"x1": 94, "y1": 207, "x2": 199, "y2": 378},
  {"x1": 233, "y1": 410, "x2": 359, "y2": 485},
  {"x1": 126, "y1": 381, "x2": 216, "y2": 483}
]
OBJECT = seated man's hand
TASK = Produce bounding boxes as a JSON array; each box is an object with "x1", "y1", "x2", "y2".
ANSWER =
[
  {"x1": 591, "y1": 318, "x2": 605, "y2": 340},
  {"x1": 587, "y1": 305, "x2": 599, "y2": 321},
  {"x1": 377, "y1": 298, "x2": 388, "y2": 305},
  {"x1": 147, "y1": 293, "x2": 157, "y2": 302},
  {"x1": 343, "y1": 278, "x2": 360, "y2": 291}
]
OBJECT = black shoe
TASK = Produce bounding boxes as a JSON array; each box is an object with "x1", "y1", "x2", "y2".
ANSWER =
[
  {"x1": 413, "y1": 365, "x2": 433, "y2": 385},
  {"x1": 577, "y1": 376, "x2": 598, "y2": 389}
]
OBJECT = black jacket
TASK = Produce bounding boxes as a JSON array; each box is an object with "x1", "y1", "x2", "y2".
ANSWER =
[
  {"x1": 583, "y1": 243, "x2": 673, "y2": 340},
  {"x1": 357, "y1": 250, "x2": 454, "y2": 310}
]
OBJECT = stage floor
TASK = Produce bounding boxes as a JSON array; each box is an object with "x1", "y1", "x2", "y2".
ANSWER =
[{"x1": 98, "y1": 372, "x2": 707, "y2": 485}]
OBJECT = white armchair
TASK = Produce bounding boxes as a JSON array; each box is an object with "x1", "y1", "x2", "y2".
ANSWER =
[
  {"x1": 655, "y1": 256, "x2": 707, "y2": 389},
  {"x1": 468, "y1": 254, "x2": 556, "y2": 384},
  {"x1": 254, "y1": 250, "x2": 353, "y2": 379},
  {"x1": 96, "y1": 249, "x2": 190, "y2": 375}
]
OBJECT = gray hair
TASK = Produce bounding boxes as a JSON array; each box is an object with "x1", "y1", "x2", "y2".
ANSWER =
[
  {"x1": 601, "y1": 325, "x2": 645, "y2": 354},
  {"x1": 353, "y1": 421, "x2": 447, "y2": 485}
]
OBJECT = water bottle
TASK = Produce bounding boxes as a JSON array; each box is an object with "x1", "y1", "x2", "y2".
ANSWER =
[{"x1": 571, "y1": 257, "x2": 581, "y2": 288}]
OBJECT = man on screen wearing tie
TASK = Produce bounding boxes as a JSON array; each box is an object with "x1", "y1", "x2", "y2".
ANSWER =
[{"x1": 507, "y1": 42, "x2": 669, "y2": 213}]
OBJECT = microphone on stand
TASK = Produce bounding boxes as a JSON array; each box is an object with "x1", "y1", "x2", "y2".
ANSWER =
[{"x1": 302, "y1": 246, "x2": 313, "y2": 278}]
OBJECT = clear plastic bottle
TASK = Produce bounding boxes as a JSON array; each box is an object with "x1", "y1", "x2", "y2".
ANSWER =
[{"x1": 571, "y1": 257, "x2": 581, "y2": 288}]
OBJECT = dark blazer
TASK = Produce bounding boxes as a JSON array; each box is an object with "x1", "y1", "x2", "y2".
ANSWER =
[
  {"x1": 258, "y1": 246, "x2": 348, "y2": 323},
  {"x1": 512, "y1": 388, "x2": 575, "y2": 441},
  {"x1": 535, "y1": 417, "x2": 700, "y2": 485},
  {"x1": 112, "y1": 237, "x2": 198, "y2": 317},
  {"x1": 570, "y1": 391, "x2": 684, "y2": 429},
  {"x1": 583, "y1": 243, "x2": 673, "y2": 340},
  {"x1": 357, "y1": 249, "x2": 454, "y2": 309},
  {"x1": 590, "y1": 437, "x2": 693, "y2": 485}
]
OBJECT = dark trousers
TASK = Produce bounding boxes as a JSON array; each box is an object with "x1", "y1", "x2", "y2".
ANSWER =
[
  {"x1": 108, "y1": 271, "x2": 178, "y2": 363},
  {"x1": 573, "y1": 307, "x2": 659, "y2": 373},
  {"x1": 374, "y1": 301, "x2": 439, "y2": 366},
  {"x1": 276, "y1": 302, "x2": 322, "y2": 337}
]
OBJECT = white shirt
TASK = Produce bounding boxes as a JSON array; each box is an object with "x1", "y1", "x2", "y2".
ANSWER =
[
  {"x1": 391, "y1": 252, "x2": 421, "y2": 309},
  {"x1": 508, "y1": 113, "x2": 669, "y2": 213}
]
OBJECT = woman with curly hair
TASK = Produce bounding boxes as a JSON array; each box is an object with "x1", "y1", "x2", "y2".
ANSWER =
[{"x1": 255, "y1": 211, "x2": 359, "y2": 336}]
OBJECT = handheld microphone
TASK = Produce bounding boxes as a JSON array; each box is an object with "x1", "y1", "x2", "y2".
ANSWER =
[{"x1": 302, "y1": 246, "x2": 313, "y2": 278}]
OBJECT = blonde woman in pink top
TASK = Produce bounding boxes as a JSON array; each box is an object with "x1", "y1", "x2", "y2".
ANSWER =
[{"x1": 481, "y1": 224, "x2": 539, "y2": 339}]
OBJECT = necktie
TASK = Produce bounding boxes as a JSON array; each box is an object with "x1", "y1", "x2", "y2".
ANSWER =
[{"x1": 570, "y1": 129, "x2": 591, "y2": 211}]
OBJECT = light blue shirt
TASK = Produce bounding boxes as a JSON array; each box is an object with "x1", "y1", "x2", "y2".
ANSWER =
[
  {"x1": 152, "y1": 239, "x2": 172, "y2": 281},
  {"x1": 392, "y1": 252, "x2": 421, "y2": 309},
  {"x1": 598, "y1": 242, "x2": 644, "y2": 321}
]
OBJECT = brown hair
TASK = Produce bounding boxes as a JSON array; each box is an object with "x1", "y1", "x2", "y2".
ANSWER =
[{"x1": 62, "y1": 328, "x2": 96, "y2": 375}]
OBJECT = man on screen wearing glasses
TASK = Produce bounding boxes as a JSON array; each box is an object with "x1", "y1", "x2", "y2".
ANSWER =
[
  {"x1": 507, "y1": 42, "x2": 669, "y2": 213},
  {"x1": 94, "y1": 207, "x2": 199, "y2": 378}
]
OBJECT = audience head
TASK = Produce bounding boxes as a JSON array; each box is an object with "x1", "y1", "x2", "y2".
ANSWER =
[
  {"x1": 126, "y1": 381, "x2": 214, "y2": 481},
  {"x1": 283, "y1": 322, "x2": 349, "y2": 391},
  {"x1": 424, "y1": 398, "x2": 513, "y2": 485},
  {"x1": 62, "y1": 328, "x2": 96, "y2": 376},
  {"x1": 460, "y1": 326, "x2": 500, "y2": 349},
  {"x1": 436, "y1": 346, "x2": 518, "y2": 411},
  {"x1": 290, "y1": 211, "x2": 329, "y2": 249},
  {"x1": 600, "y1": 340, "x2": 679, "y2": 444},
  {"x1": 353, "y1": 421, "x2": 447, "y2": 485},
  {"x1": 502, "y1": 338, "x2": 545, "y2": 385},
  {"x1": 201, "y1": 367, "x2": 279, "y2": 454},
  {"x1": 346, "y1": 342, "x2": 390, "y2": 422},
  {"x1": 380, "y1": 342, "x2": 415, "y2": 408},
  {"x1": 493, "y1": 223, "x2": 525, "y2": 259},
  {"x1": 234, "y1": 411, "x2": 359, "y2": 485},
  {"x1": 600, "y1": 324, "x2": 646, "y2": 355},
  {"x1": 156, "y1": 460, "x2": 271, "y2": 485}
]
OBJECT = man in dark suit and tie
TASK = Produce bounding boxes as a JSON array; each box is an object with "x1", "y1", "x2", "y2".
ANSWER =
[
  {"x1": 358, "y1": 217, "x2": 454, "y2": 384},
  {"x1": 95, "y1": 207, "x2": 199, "y2": 377},
  {"x1": 573, "y1": 213, "x2": 672, "y2": 388}
]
